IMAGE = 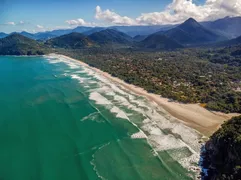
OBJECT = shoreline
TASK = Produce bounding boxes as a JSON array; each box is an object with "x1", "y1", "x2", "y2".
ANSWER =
[{"x1": 53, "y1": 54, "x2": 240, "y2": 137}]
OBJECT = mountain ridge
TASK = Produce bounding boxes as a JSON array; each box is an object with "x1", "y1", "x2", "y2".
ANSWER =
[
  {"x1": 163, "y1": 18, "x2": 227, "y2": 46},
  {"x1": 88, "y1": 29, "x2": 133, "y2": 46},
  {"x1": 0, "y1": 34, "x2": 47, "y2": 55},
  {"x1": 138, "y1": 34, "x2": 183, "y2": 50},
  {"x1": 202, "y1": 16, "x2": 241, "y2": 38},
  {"x1": 46, "y1": 32, "x2": 96, "y2": 49}
]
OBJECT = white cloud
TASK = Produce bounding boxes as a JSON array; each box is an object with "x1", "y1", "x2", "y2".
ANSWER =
[
  {"x1": 5, "y1": 22, "x2": 15, "y2": 25},
  {"x1": 136, "y1": 0, "x2": 241, "y2": 25},
  {"x1": 36, "y1": 25, "x2": 44, "y2": 29},
  {"x1": 65, "y1": 18, "x2": 95, "y2": 26},
  {"x1": 4, "y1": 21, "x2": 26, "y2": 26},
  {"x1": 18, "y1": 21, "x2": 25, "y2": 24},
  {"x1": 34, "y1": 25, "x2": 46, "y2": 32},
  {"x1": 95, "y1": 1, "x2": 241, "y2": 25},
  {"x1": 95, "y1": 6, "x2": 137, "y2": 25}
]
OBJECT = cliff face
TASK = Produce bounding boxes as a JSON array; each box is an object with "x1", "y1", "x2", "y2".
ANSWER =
[{"x1": 201, "y1": 116, "x2": 241, "y2": 180}]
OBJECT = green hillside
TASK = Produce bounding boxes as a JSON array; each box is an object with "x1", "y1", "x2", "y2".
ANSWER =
[
  {"x1": 0, "y1": 34, "x2": 47, "y2": 55},
  {"x1": 46, "y1": 32, "x2": 96, "y2": 49}
]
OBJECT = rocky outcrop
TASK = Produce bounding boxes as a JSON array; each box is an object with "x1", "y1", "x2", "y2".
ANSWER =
[{"x1": 201, "y1": 116, "x2": 241, "y2": 180}]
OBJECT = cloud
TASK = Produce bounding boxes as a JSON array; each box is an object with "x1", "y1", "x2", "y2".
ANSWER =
[
  {"x1": 5, "y1": 22, "x2": 15, "y2": 25},
  {"x1": 136, "y1": 0, "x2": 241, "y2": 25},
  {"x1": 18, "y1": 21, "x2": 25, "y2": 25},
  {"x1": 34, "y1": 25, "x2": 46, "y2": 32},
  {"x1": 3, "y1": 21, "x2": 27, "y2": 26},
  {"x1": 65, "y1": 18, "x2": 95, "y2": 26},
  {"x1": 95, "y1": 1, "x2": 241, "y2": 25},
  {"x1": 36, "y1": 25, "x2": 44, "y2": 29},
  {"x1": 95, "y1": 6, "x2": 137, "y2": 25}
]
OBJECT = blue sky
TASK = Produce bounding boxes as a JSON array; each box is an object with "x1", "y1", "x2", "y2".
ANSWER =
[{"x1": 1, "y1": 0, "x2": 239, "y2": 33}]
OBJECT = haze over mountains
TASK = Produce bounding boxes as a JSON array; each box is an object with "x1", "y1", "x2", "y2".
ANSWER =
[
  {"x1": 202, "y1": 16, "x2": 241, "y2": 39},
  {"x1": 2, "y1": 16, "x2": 241, "y2": 41},
  {"x1": 43, "y1": 17, "x2": 241, "y2": 49},
  {"x1": 0, "y1": 16, "x2": 241, "y2": 54},
  {"x1": 0, "y1": 33, "x2": 8, "y2": 39}
]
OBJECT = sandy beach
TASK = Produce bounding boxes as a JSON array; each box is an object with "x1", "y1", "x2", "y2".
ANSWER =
[{"x1": 55, "y1": 54, "x2": 240, "y2": 136}]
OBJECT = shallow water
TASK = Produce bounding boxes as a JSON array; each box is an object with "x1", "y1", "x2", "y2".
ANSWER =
[{"x1": 0, "y1": 55, "x2": 201, "y2": 180}]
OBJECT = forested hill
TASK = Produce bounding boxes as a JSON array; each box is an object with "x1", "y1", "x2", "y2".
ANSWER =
[
  {"x1": 88, "y1": 29, "x2": 133, "y2": 45},
  {"x1": 0, "y1": 34, "x2": 47, "y2": 55},
  {"x1": 163, "y1": 18, "x2": 227, "y2": 46},
  {"x1": 202, "y1": 116, "x2": 241, "y2": 180},
  {"x1": 45, "y1": 32, "x2": 96, "y2": 49},
  {"x1": 138, "y1": 34, "x2": 183, "y2": 50}
]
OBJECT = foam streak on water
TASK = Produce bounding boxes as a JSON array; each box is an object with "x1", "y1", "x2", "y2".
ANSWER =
[{"x1": 47, "y1": 54, "x2": 203, "y2": 177}]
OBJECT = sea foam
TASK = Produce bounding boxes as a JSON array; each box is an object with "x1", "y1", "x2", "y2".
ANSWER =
[
  {"x1": 89, "y1": 92, "x2": 112, "y2": 105},
  {"x1": 110, "y1": 106, "x2": 129, "y2": 120},
  {"x1": 48, "y1": 54, "x2": 203, "y2": 177}
]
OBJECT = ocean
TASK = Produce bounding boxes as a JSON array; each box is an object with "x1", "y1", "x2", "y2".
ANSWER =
[{"x1": 0, "y1": 55, "x2": 202, "y2": 180}]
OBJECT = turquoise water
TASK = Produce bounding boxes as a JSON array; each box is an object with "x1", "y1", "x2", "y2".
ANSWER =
[{"x1": 0, "y1": 55, "x2": 201, "y2": 180}]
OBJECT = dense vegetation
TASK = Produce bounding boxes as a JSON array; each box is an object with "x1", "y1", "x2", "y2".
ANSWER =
[
  {"x1": 59, "y1": 46, "x2": 241, "y2": 113},
  {"x1": 138, "y1": 34, "x2": 183, "y2": 50},
  {"x1": 88, "y1": 29, "x2": 133, "y2": 45},
  {"x1": 0, "y1": 18, "x2": 240, "y2": 113},
  {"x1": 202, "y1": 116, "x2": 241, "y2": 180},
  {"x1": 45, "y1": 32, "x2": 96, "y2": 49},
  {"x1": 0, "y1": 34, "x2": 48, "y2": 55}
]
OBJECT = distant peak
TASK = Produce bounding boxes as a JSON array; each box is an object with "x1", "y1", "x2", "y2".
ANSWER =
[
  {"x1": 10, "y1": 32, "x2": 19, "y2": 36},
  {"x1": 180, "y1": 17, "x2": 201, "y2": 28},
  {"x1": 185, "y1": 18, "x2": 198, "y2": 23},
  {"x1": 224, "y1": 16, "x2": 231, "y2": 19},
  {"x1": 6, "y1": 33, "x2": 29, "y2": 40}
]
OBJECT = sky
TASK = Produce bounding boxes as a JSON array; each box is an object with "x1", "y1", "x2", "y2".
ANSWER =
[{"x1": 0, "y1": 0, "x2": 240, "y2": 33}]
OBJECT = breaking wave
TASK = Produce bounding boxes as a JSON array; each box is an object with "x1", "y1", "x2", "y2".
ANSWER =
[{"x1": 47, "y1": 54, "x2": 203, "y2": 178}]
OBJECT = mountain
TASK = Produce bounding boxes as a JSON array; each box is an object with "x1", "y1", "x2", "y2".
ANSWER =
[
  {"x1": 0, "y1": 33, "x2": 8, "y2": 39},
  {"x1": 0, "y1": 34, "x2": 47, "y2": 55},
  {"x1": 34, "y1": 32, "x2": 57, "y2": 41},
  {"x1": 202, "y1": 116, "x2": 241, "y2": 180},
  {"x1": 72, "y1": 26, "x2": 93, "y2": 33},
  {"x1": 45, "y1": 29, "x2": 73, "y2": 37},
  {"x1": 111, "y1": 25, "x2": 175, "y2": 37},
  {"x1": 202, "y1": 16, "x2": 241, "y2": 39},
  {"x1": 88, "y1": 29, "x2": 133, "y2": 45},
  {"x1": 17, "y1": 25, "x2": 175, "y2": 40},
  {"x1": 133, "y1": 35, "x2": 148, "y2": 42},
  {"x1": 225, "y1": 35, "x2": 241, "y2": 46},
  {"x1": 8, "y1": 31, "x2": 57, "y2": 41},
  {"x1": 164, "y1": 18, "x2": 227, "y2": 46},
  {"x1": 30, "y1": 27, "x2": 100, "y2": 40},
  {"x1": 82, "y1": 27, "x2": 106, "y2": 35},
  {"x1": 19, "y1": 31, "x2": 35, "y2": 39},
  {"x1": 46, "y1": 32, "x2": 95, "y2": 49},
  {"x1": 138, "y1": 34, "x2": 183, "y2": 50},
  {"x1": 213, "y1": 35, "x2": 241, "y2": 47}
]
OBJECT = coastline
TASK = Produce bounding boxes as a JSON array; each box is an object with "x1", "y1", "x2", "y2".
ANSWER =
[{"x1": 53, "y1": 54, "x2": 240, "y2": 137}]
